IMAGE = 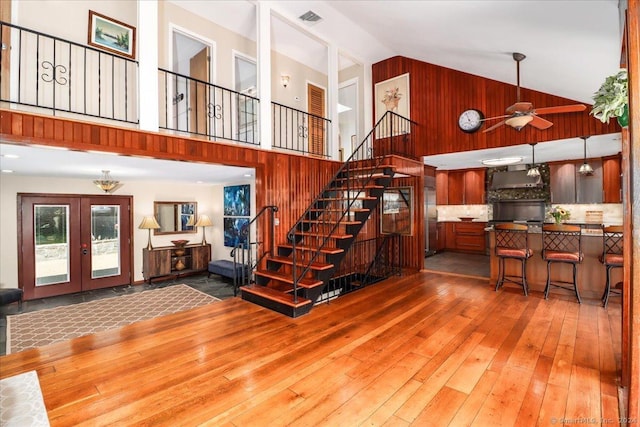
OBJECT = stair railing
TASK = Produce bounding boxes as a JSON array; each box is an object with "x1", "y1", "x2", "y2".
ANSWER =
[
  {"x1": 231, "y1": 205, "x2": 278, "y2": 293},
  {"x1": 287, "y1": 111, "x2": 416, "y2": 302}
]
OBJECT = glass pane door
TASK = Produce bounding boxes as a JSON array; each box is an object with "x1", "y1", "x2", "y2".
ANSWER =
[
  {"x1": 91, "y1": 205, "x2": 121, "y2": 279},
  {"x1": 34, "y1": 204, "x2": 70, "y2": 286}
]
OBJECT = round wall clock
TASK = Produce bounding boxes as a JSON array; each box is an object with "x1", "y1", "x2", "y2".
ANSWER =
[{"x1": 458, "y1": 109, "x2": 484, "y2": 133}]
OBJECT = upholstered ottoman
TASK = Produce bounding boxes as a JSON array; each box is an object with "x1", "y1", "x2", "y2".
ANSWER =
[
  {"x1": 208, "y1": 260, "x2": 248, "y2": 281},
  {"x1": 0, "y1": 288, "x2": 23, "y2": 310}
]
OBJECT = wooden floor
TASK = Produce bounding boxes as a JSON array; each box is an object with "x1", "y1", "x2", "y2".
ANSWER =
[{"x1": 0, "y1": 271, "x2": 622, "y2": 426}]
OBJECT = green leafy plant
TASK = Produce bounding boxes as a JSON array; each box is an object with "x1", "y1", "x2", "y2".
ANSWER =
[{"x1": 590, "y1": 69, "x2": 628, "y2": 124}]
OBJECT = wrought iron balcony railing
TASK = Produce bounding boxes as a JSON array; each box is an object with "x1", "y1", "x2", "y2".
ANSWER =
[
  {"x1": 158, "y1": 68, "x2": 260, "y2": 145},
  {"x1": 0, "y1": 21, "x2": 139, "y2": 124},
  {"x1": 272, "y1": 101, "x2": 331, "y2": 158}
]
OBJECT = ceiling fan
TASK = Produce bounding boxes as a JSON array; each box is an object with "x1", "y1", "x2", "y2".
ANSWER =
[{"x1": 482, "y1": 52, "x2": 587, "y2": 133}]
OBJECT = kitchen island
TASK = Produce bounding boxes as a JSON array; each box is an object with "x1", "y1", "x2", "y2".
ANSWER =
[{"x1": 488, "y1": 225, "x2": 623, "y2": 300}]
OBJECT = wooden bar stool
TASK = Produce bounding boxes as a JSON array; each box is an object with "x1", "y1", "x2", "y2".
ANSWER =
[
  {"x1": 494, "y1": 223, "x2": 532, "y2": 296},
  {"x1": 542, "y1": 224, "x2": 583, "y2": 303},
  {"x1": 599, "y1": 225, "x2": 624, "y2": 308}
]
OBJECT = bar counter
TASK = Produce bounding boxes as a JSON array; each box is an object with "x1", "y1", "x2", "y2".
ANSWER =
[{"x1": 488, "y1": 225, "x2": 623, "y2": 300}]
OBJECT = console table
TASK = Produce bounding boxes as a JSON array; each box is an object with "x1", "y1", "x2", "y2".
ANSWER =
[{"x1": 143, "y1": 243, "x2": 211, "y2": 283}]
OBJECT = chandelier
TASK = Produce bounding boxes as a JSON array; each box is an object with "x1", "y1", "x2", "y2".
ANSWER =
[{"x1": 93, "y1": 170, "x2": 120, "y2": 193}]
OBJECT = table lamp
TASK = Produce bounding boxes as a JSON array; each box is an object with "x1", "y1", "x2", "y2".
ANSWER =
[{"x1": 139, "y1": 216, "x2": 161, "y2": 250}]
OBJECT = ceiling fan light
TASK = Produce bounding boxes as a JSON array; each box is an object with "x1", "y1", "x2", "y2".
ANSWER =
[
  {"x1": 527, "y1": 166, "x2": 540, "y2": 177},
  {"x1": 505, "y1": 115, "x2": 533, "y2": 130},
  {"x1": 578, "y1": 162, "x2": 594, "y2": 175}
]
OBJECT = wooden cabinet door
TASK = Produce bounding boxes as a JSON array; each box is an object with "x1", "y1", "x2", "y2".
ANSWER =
[
  {"x1": 464, "y1": 169, "x2": 486, "y2": 204},
  {"x1": 445, "y1": 222, "x2": 457, "y2": 250},
  {"x1": 576, "y1": 159, "x2": 603, "y2": 203},
  {"x1": 190, "y1": 244, "x2": 211, "y2": 270},
  {"x1": 550, "y1": 163, "x2": 576, "y2": 203},
  {"x1": 435, "y1": 171, "x2": 448, "y2": 205},
  {"x1": 602, "y1": 155, "x2": 622, "y2": 203},
  {"x1": 447, "y1": 171, "x2": 465, "y2": 205},
  {"x1": 436, "y1": 222, "x2": 446, "y2": 251},
  {"x1": 143, "y1": 248, "x2": 171, "y2": 280}
]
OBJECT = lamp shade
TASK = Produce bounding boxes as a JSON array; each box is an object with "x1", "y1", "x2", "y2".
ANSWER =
[
  {"x1": 195, "y1": 215, "x2": 213, "y2": 227},
  {"x1": 139, "y1": 216, "x2": 161, "y2": 230}
]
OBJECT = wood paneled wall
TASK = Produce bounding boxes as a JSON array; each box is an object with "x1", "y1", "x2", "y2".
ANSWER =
[
  {"x1": 0, "y1": 110, "x2": 427, "y2": 272},
  {"x1": 372, "y1": 56, "x2": 621, "y2": 156}
]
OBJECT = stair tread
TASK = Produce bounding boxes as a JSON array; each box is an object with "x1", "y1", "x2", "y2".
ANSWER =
[
  {"x1": 335, "y1": 172, "x2": 393, "y2": 180},
  {"x1": 330, "y1": 184, "x2": 385, "y2": 190},
  {"x1": 254, "y1": 270, "x2": 323, "y2": 288},
  {"x1": 344, "y1": 165, "x2": 396, "y2": 172},
  {"x1": 241, "y1": 285, "x2": 312, "y2": 308},
  {"x1": 279, "y1": 243, "x2": 344, "y2": 255},
  {"x1": 301, "y1": 219, "x2": 361, "y2": 225},
  {"x1": 269, "y1": 256, "x2": 333, "y2": 271},
  {"x1": 319, "y1": 196, "x2": 377, "y2": 201},
  {"x1": 294, "y1": 231, "x2": 353, "y2": 239},
  {"x1": 308, "y1": 208, "x2": 370, "y2": 213}
]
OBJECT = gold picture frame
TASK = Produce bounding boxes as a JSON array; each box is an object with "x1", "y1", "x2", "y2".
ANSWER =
[{"x1": 88, "y1": 10, "x2": 136, "y2": 59}]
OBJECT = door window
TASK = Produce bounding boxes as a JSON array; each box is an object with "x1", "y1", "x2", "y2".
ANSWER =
[{"x1": 34, "y1": 205, "x2": 70, "y2": 286}]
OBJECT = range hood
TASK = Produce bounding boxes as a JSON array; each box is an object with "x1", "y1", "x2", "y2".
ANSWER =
[{"x1": 490, "y1": 169, "x2": 542, "y2": 189}]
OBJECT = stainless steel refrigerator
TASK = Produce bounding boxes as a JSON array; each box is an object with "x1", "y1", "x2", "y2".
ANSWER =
[{"x1": 424, "y1": 176, "x2": 437, "y2": 257}]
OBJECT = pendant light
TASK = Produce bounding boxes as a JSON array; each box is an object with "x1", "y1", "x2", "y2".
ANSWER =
[
  {"x1": 527, "y1": 143, "x2": 540, "y2": 177},
  {"x1": 578, "y1": 136, "x2": 594, "y2": 175}
]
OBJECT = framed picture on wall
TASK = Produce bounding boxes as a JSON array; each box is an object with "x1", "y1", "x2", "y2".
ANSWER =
[
  {"x1": 381, "y1": 187, "x2": 413, "y2": 235},
  {"x1": 88, "y1": 10, "x2": 136, "y2": 59},
  {"x1": 223, "y1": 184, "x2": 250, "y2": 216},
  {"x1": 224, "y1": 217, "x2": 250, "y2": 247},
  {"x1": 374, "y1": 73, "x2": 410, "y2": 138}
]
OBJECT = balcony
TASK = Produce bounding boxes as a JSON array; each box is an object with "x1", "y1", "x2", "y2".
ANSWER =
[{"x1": 0, "y1": 21, "x2": 331, "y2": 158}]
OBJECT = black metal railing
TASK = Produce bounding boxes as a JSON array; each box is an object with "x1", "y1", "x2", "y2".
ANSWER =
[
  {"x1": 158, "y1": 68, "x2": 260, "y2": 145},
  {"x1": 286, "y1": 111, "x2": 414, "y2": 302},
  {"x1": 317, "y1": 234, "x2": 401, "y2": 304},
  {"x1": 373, "y1": 111, "x2": 418, "y2": 159},
  {"x1": 231, "y1": 205, "x2": 278, "y2": 294},
  {"x1": 272, "y1": 101, "x2": 331, "y2": 157},
  {"x1": 0, "y1": 21, "x2": 138, "y2": 123}
]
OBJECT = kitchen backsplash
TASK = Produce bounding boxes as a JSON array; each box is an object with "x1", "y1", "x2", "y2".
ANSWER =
[{"x1": 437, "y1": 203, "x2": 623, "y2": 224}]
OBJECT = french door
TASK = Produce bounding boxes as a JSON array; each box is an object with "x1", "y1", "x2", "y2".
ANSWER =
[{"x1": 18, "y1": 194, "x2": 132, "y2": 300}]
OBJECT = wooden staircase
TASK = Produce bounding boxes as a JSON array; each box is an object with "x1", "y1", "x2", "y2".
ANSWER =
[{"x1": 241, "y1": 161, "x2": 396, "y2": 317}]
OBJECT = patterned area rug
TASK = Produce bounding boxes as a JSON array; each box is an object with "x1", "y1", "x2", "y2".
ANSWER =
[
  {"x1": 0, "y1": 371, "x2": 50, "y2": 426},
  {"x1": 6, "y1": 285, "x2": 219, "y2": 354}
]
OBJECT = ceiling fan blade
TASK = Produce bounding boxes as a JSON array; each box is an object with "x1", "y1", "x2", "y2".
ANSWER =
[
  {"x1": 482, "y1": 120, "x2": 506, "y2": 133},
  {"x1": 479, "y1": 114, "x2": 511, "y2": 122},
  {"x1": 533, "y1": 104, "x2": 587, "y2": 115},
  {"x1": 529, "y1": 115, "x2": 554, "y2": 130},
  {"x1": 506, "y1": 102, "x2": 533, "y2": 114}
]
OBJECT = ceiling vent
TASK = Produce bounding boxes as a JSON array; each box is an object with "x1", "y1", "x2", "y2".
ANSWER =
[{"x1": 299, "y1": 10, "x2": 323, "y2": 24}]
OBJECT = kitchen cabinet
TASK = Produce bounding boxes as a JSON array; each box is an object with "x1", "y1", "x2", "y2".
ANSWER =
[
  {"x1": 442, "y1": 221, "x2": 487, "y2": 254},
  {"x1": 436, "y1": 222, "x2": 446, "y2": 251},
  {"x1": 550, "y1": 160, "x2": 604, "y2": 204},
  {"x1": 438, "y1": 169, "x2": 486, "y2": 205},
  {"x1": 143, "y1": 244, "x2": 211, "y2": 283},
  {"x1": 602, "y1": 154, "x2": 622, "y2": 203}
]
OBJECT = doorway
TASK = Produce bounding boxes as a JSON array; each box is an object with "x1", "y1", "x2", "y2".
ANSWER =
[
  {"x1": 171, "y1": 29, "x2": 215, "y2": 136},
  {"x1": 18, "y1": 194, "x2": 133, "y2": 300}
]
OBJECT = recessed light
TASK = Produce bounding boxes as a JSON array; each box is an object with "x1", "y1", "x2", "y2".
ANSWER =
[
  {"x1": 481, "y1": 157, "x2": 524, "y2": 166},
  {"x1": 243, "y1": 173, "x2": 252, "y2": 177},
  {"x1": 2, "y1": 169, "x2": 14, "y2": 173},
  {"x1": 1, "y1": 154, "x2": 19, "y2": 159}
]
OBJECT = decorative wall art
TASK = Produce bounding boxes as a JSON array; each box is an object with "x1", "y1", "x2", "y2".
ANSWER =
[
  {"x1": 88, "y1": 10, "x2": 136, "y2": 59},
  {"x1": 224, "y1": 217, "x2": 249, "y2": 247},
  {"x1": 381, "y1": 187, "x2": 413, "y2": 235},
  {"x1": 223, "y1": 184, "x2": 250, "y2": 216},
  {"x1": 374, "y1": 73, "x2": 410, "y2": 137}
]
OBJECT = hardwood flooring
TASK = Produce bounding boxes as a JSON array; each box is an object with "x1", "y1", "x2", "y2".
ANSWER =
[{"x1": 0, "y1": 271, "x2": 622, "y2": 426}]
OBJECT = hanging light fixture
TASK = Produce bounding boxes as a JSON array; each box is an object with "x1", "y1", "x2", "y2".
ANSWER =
[
  {"x1": 578, "y1": 136, "x2": 594, "y2": 175},
  {"x1": 527, "y1": 143, "x2": 540, "y2": 177},
  {"x1": 93, "y1": 170, "x2": 120, "y2": 193}
]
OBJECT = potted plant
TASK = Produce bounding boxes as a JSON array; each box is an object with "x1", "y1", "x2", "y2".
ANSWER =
[{"x1": 590, "y1": 69, "x2": 629, "y2": 127}]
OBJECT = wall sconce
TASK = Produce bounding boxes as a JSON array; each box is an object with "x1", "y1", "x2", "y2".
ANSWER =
[
  {"x1": 281, "y1": 74, "x2": 290, "y2": 88},
  {"x1": 139, "y1": 216, "x2": 161, "y2": 250},
  {"x1": 94, "y1": 170, "x2": 121, "y2": 193},
  {"x1": 194, "y1": 214, "x2": 213, "y2": 245}
]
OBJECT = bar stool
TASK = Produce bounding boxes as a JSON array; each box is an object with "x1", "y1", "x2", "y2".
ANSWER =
[
  {"x1": 542, "y1": 224, "x2": 583, "y2": 303},
  {"x1": 599, "y1": 225, "x2": 624, "y2": 308},
  {"x1": 494, "y1": 223, "x2": 532, "y2": 296}
]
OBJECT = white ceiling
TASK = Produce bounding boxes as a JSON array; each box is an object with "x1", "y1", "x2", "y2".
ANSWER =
[{"x1": 1, "y1": 1, "x2": 625, "y2": 177}]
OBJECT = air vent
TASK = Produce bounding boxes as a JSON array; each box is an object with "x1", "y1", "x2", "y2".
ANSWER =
[{"x1": 299, "y1": 10, "x2": 322, "y2": 23}]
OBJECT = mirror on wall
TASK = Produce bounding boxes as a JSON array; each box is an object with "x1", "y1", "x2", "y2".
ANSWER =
[{"x1": 153, "y1": 201, "x2": 197, "y2": 235}]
